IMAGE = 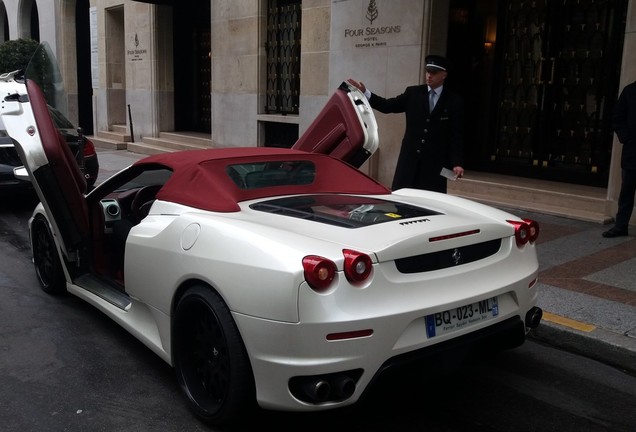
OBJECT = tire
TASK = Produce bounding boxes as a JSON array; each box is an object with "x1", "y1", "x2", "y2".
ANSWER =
[
  {"x1": 173, "y1": 285, "x2": 255, "y2": 425},
  {"x1": 31, "y1": 215, "x2": 66, "y2": 295}
]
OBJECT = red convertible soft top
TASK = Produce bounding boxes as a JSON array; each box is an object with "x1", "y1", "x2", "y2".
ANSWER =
[{"x1": 134, "y1": 147, "x2": 390, "y2": 212}]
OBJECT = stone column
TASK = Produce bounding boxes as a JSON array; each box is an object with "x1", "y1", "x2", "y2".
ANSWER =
[
  {"x1": 327, "y1": 0, "x2": 429, "y2": 185},
  {"x1": 608, "y1": 0, "x2": 636, "y2": 221}
]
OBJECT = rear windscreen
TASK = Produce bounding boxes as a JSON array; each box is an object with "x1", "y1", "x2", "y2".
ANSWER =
[
  {"x1": 250, "y1": 195, "x2": 441, "y2": 228},
  {"x1": 227, "y1": 161, "x2": 315, "y2": 189}
]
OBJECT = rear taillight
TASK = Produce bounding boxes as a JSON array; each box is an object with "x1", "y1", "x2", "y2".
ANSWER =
[
  {"x1": 524, "y1": 218, "x2": 540, "y2": 243},
  {"x1": 303, "y1": 250, "x2": 373, "y2": 292},
  {"x1": 303, "y1": 256, "x2": 336, "y2": 292},
  {"x1": 343, "y1": 249, "x2": 373, "y2": 283},
  {"x1": 507, "y1": 219, "x2": 540, "y2": 247},
  {"x1": 83, "y1": 138, "x2": 96, "y2": 156}
]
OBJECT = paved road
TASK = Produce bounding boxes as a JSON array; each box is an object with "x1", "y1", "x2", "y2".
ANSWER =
[{"x1": 1, "y1": 199, "x2": 635, "y2": 432}]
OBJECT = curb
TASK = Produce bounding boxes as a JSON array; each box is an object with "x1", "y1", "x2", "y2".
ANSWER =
[{"x1": 529, "y1": 320, "x2": 636, "y2": 376}]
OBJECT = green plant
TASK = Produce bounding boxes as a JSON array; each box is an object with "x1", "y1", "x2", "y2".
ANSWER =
[{"x1": 0, "y1": 38, "x2": 40, "y2": 74}]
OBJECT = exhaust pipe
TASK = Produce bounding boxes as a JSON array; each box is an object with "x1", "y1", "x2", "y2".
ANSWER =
[
  {"x1": 303, "y1": 379, "x2": 331, "y2": 403},
  {"x1": 333, "y1": 375, "x2": 356, "y2": 399},
  {"x1": 525, "y1": 307, "x2": 543, "y2": 328},
  {"x1": 289, "y1": 369, "x2": 363, "y2": 404}
]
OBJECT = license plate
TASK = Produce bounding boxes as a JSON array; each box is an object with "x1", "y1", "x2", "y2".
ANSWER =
[{"x1": 425, "y1": 297, "x2": 499, "y2": 338}]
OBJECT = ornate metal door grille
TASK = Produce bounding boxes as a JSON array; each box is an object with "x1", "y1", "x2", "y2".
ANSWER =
[
  {"x1": 266, "y1": 0, "x2": 301, "y2": 115},
  {"x1": 492, "y1": 0, "x2": 627, "y2": 186}
]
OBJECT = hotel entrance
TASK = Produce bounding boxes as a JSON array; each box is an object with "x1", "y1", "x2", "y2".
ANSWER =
[
  {"x1": 173, "y1": 1, "x2": 211, "y2": 133},
  {"x1": 448, "y1": 0, "x2": 628, "y2": 187}
]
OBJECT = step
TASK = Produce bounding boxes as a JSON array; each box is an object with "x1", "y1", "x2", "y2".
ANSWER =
[
  {"x1": 98, "y1": 130, "x2": 132, "y2": 142},
  {"x1": 125, "y1": 141, "x2": 173, "y2": 156},
  {"x1": 448, "y1": 172, "x2": 613, "y2": 224},
  {"x1": 111, "y1": 124, "x2": 129, "y2": 135},
  {"x1": 159, "y1": 131, "x2": 212, "y2": 148},
  {"x1": 142, "y1": 136, "x2": 210, "y2": 152},
  {"x1": 89, "y1": 135, "x2": 128, "y2": 151}
]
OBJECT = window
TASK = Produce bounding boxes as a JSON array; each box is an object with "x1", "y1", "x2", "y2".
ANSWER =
[
  {"x1": 263, "y1": 121, "x2": 299, "y2": 148},
  {"x1": 265, "y1": 0, "x2": 301, "y2": 115},
  {"x1": 250, "y1": 195, "x2": 442, "y2": 228},
  {"x1": 227, "y1": 160, "x2": 315, "y2": 189}
]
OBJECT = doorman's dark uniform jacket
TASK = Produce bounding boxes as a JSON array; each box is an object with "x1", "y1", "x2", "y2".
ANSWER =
[
  {"x1": 610, "y1": 80, "x2": 636, "y2": 231},
  {"x1": 613, "y1": 80, "x2": 636, "y2": 170},
  {"x1": 369, "y1": 85, "x2": 464, "y2": 193}
]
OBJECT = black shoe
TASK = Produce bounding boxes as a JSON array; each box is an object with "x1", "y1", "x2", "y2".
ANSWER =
[{"x1": 602, "y1": 227, "x2": 628, "y2": 238}]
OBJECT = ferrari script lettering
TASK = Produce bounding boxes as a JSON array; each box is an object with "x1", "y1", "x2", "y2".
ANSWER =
[{"x1": 399, "y1": 218, "x2": 430, "y2": 225}]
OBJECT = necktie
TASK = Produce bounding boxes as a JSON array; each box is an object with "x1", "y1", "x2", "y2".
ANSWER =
[{"x1": 429, "y1": 89, "x2": 436, "y2": 112}]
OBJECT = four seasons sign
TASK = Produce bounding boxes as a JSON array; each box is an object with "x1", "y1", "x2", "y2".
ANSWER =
[{"x1": 343, "y1": 0, "x2": 402, "y2": 48}]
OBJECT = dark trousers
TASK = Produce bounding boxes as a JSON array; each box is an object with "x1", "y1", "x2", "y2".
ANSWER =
[{"x1": 615, "y1": 168, "x2": 636, "y2": 229}]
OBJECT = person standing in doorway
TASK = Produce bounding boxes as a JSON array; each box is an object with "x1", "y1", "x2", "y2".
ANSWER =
[
  {"x1": 603, "y1": 79, "x2": 636, "y2": 238},
  {"x1": 348, "y1": 55, "x2": 464, "y2": 193}
]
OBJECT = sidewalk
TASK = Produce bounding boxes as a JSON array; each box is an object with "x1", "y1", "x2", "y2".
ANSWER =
[
  {"x1": 513, "y1": 209, "x2": 636, "y2": 375},
  {"x1": 94, "y1": 147, "x2": 146, "y2": 178},
  {"x1": 95, "y1": 147, "x2": 636, "y2": 376}
]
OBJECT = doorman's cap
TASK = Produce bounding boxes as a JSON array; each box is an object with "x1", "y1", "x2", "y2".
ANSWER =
[{"x1": 425, "y1": 55, "x2": 450, "y2": 72}]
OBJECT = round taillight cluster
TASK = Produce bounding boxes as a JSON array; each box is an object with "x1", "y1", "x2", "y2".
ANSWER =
[
  {"x1": 302, "y1": 255, "x2": 336, "y2": 291},
  {"x1": 343, "y1": 249, "x2": 372, "y2": 283},
  {"x1": 302, "y1": 250, "x2": 373, "y2": 292},
  {"x1": 507, "y1": 219, "x2": 540, "y2": 247}
]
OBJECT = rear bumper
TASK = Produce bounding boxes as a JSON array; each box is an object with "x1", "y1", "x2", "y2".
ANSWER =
[
  {"x1": 370, "y1": 315, "x2": 525, "y2": 383},
  {"x1": 84, "y1": 154, "x2": 99, "y2": 187},
  {"x1": 0, "y1": 169, "x2": 33, "y2": 194},
  {"x1": 234, "y1": 304, "x2": 536, "y2": 412}
]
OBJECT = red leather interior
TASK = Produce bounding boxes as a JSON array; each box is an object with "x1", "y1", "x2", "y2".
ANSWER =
[{"x1": 292, "y1": 88, "x2": 364, "y2": 161}]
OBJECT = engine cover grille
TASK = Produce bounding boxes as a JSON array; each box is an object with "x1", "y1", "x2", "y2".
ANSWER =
[{"x1": 395, "y1": 239, "x2": 502, "y2": 273}]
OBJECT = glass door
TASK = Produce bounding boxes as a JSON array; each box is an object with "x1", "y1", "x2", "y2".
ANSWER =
[{"x1": 449, "y1": 0, "x2": 627, "y2": 187}]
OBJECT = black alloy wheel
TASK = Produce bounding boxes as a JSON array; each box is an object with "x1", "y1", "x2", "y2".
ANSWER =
[
  {"x1": 174, "y1": 285, "x2": 254, "y2": 425},
  {"x1": 31, "y1": 215, "x2": 66, "y2": 295}
]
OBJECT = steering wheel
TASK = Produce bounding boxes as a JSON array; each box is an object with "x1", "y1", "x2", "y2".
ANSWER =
[{"x1": 131, "y1": 185, "x2": 162, "y2": 223}]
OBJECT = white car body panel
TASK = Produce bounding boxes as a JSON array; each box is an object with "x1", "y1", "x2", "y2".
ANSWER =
[
  {"x1": 125, "y1": 194, "x2": 538, "y2": 410},
  {"x1": 27, "y1": 181, "x2": 540, "y2": 411}
]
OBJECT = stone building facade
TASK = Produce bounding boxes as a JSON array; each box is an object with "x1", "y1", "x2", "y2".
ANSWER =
[{"x1": 1, "y1": 0, "x2": 636, "y2": 223}]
